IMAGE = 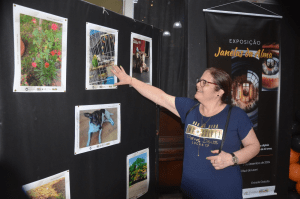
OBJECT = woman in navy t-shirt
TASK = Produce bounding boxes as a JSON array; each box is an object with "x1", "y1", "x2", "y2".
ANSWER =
[{"x1": 111, "y1": 65, "x2": 260, "y2": 199}]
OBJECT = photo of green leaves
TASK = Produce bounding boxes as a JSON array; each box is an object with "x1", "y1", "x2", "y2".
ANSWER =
[
  {"x1": 129, "y1": 155, "x2": 147, "y2": 187},
  {"x1": 127, "y1": 150, "x2": 149, "y2": 199}
]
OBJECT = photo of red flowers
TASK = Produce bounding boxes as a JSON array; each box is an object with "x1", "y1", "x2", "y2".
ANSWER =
[
  {"x1": 20, "y1": 14, "x2": 62, "y2": 87},
  {"x1": 13, "y1": 4, "x2": 67, "y2": 92}
]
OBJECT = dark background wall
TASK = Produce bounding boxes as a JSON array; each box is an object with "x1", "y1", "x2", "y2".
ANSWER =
[
  {"x1": 134, "y1": 0, "x2": 186, "y2": 193},
  {"x1": 186, "y1": 0, "x2": 297, "y2": 198},
  {"x1": 0, "y1": 0, "x2": 160, "y2": 198},
  {"x1": 134, "y1": 0, "x2": 187, "y2": 97},
  {"x1": 134, "y1": 0, "x2": 299, "y2": 198}
]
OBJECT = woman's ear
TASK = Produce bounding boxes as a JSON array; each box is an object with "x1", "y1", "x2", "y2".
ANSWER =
[{"x1": 218, "y1": 89, "x2": 225, "y2": 97}]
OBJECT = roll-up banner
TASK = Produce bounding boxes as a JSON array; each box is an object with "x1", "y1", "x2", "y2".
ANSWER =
[{"x1": 205, "y1": 11, "x2": 281, "y2": 198}]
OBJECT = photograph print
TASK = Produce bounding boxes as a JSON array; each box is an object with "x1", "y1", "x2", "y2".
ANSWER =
[
  {"x1": 130, "y1": 33, "x2": 152, "y2": 85},
  {"x1": 22, "y1": 170, "x2": 70, "y2": 199},
  {"x1": 86, "y1": 22, "x2": 118, "y2": 90},
  {"x1": 231, "y1": 52, "x2": 260, "y2": 130},
  {"x1": 74, "y1": 103, "x2": 121, "y2": 155},
  {"x1": 261, "y1": 43, "x2": 280, "y2": 91},
  {"x1": 13, "y1": 4, "x2": 67, "y2": 92},
  {"x1": 127, "y1": 148, "x2": 149, "y2": 199}
]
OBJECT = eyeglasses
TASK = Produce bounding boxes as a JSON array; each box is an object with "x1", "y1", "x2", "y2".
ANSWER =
[{"x1": 196, "y1": 79, "x2": 218, "y2": 87}]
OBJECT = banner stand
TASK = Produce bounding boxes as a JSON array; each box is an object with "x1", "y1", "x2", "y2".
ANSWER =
[
  {"x1": 203, "y1": 1, "x2": 282, "y2": 19},
  {"x1": 204, "y1": 1, "x2": 281, "y2": 197}
]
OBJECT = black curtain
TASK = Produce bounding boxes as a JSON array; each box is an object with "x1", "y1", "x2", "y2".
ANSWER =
[
  {"x1": 0, "y1": 0, "x2": 160, "y2": 198},
  {"x1": 134, "y1": 0, "x2": 187, "y2": 97}
]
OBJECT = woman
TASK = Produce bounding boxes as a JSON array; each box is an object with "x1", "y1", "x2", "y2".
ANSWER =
[
  {"x1": 139, "y1": 52, "x2": 149, "y2": 73},
  {"x1": 134, "y1": 51, "x2": 149, "y2": 73},
  {"x1": 111, "y1": 65, "x2": 260, "y2": 199}
]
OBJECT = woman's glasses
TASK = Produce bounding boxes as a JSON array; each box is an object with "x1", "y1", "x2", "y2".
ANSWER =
[{"x1": 196, "y1": 79, "x2": 218, "y2": 87}]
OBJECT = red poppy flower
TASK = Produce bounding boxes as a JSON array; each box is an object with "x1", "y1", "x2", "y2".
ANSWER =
[
  {"x1": 51, "y1": 50, "x2": 56, "y2": 56},
  {"x1": 57, "y1": 50, "x2": 61, "y2": 56},
  {"x1": 32, "y1": 18, "x2": 36, "y2": 24},
  {"x1": 51, "y1": 23, "x2": 58, "y2": 31},
  {"x1": 45, "y1": 62, "x2": 50, "y2": 68},
  {"x1": 32, "y1": 62, "x2": 37, "y2": 68}
]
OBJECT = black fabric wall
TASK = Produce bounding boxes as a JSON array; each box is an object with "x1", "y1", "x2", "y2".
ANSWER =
[
  {"x1": 134, "y1": 0, "x2": 186, "y2": 98},
  {"x1": 0, "y1": 0, "x2": 160, "y2": 198},
  {"x1": 186, "y1": 0, "x2": 295, "y2": 198}
]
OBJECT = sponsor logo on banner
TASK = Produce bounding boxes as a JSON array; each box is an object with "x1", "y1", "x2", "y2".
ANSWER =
[{"x1": 242, "y1": 186, "x2": 276, "y2": 198}]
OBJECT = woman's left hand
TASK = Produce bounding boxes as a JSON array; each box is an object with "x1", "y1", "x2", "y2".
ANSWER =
[{"x1": 206, "y1": 150, "x2": 233, "y2": 170}]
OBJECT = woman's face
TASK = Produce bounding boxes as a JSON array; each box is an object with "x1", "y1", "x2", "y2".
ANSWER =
[{"x1": 195, "y1": 70, "x2": 222, "y2": 103}]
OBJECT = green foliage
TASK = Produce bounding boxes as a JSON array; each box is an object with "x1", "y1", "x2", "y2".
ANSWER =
[
  {"x1": 20, "y1": 14, "x2": 62, "y2": 86},
  {"x1": 20, "y1": 14, "x2": 31, "y2": 23},
  {"x1": 56, "y1": 193, "x2": 65, "y2": 199},
  {"x1": 129, "y1": 158, "x2": 147, "y2": 187},
  {"x1": 92, "y1": 55, "x2": 98, "y2": 68}
]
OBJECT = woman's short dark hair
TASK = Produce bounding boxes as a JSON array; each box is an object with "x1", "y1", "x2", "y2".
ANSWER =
[{"x1": 205, "y1": 67, "x2": 232, "y2": 104}]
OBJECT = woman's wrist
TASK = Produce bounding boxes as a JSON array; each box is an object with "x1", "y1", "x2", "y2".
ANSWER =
[{"x1": 130, "y1": 76, "x2": 135, "y2": 86}]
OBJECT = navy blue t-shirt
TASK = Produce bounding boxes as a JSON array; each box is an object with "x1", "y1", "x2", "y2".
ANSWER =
[{"x1": 175, "y1": 97, "x2": 253, "y2": 199}]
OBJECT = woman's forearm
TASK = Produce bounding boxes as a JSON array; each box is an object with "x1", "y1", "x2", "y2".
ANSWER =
[
  {"x1": 233, "y1": 143, "x2": 260, "y2": 165},
  {"x1": 130, "y1": 78, "x2": 179, "y2": 116},
  {"x1": 111, "y1": 65, "x2": 179, "y2": 116},
  {"x1": 231, "y1": 128, "x2": 260, "y2": 165}
]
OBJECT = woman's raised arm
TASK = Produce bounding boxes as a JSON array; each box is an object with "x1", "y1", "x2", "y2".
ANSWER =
[{"x1": 111, "y1": 65, "x2": 179, "y2": 117}]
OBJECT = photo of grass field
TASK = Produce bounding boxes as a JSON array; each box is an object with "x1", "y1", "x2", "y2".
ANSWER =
[
  {"x1": 22, "y1": 171, "x2": 70, "y2": 199},
  {"x1": 26, "y1": 178, "x2": 66, "y2": 199}
]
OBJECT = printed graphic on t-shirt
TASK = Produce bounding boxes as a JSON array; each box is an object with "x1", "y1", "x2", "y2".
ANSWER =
[{"x1": 185, "y1": 124, "x2": 223, "y2": 140}]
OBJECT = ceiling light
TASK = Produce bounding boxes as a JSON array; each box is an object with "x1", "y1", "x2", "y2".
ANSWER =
[
  {"x1": 163, "y1": 31, "x2": 171, "y2": 37},
  {"x1": 173, "y1": 21, "x2": 182, "y2": 28}
]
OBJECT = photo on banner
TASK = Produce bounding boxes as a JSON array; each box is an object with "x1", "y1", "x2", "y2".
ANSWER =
[
  {"x1": 130, "y1": 33, "x2": 152, "y2": 85},
  {"x1": 22, "y1": 170, "x2": 70, "y2": 199},
  {"x1": 126, "y1": 148, "x2": 149, "y2": 199},
  {"x1": 231, "y1": 53, "x2": 260, "y2": 130},
  {"x1": 13, "y1": 4, "x2": 67, "y2": 92},
  {"x1": 86, "y1": 23, "x2": 118, "y2": 90},
  {"x1": 74, "y1": 103, "x2": 121, "y2": 155},
  {"x1": 261, "y1": 43, "x2": 280, "y2": 91}
]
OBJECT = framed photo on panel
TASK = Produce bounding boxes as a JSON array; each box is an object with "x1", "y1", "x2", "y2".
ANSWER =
[
  {"x1": 130, "y1": 33, "x2": 152, "y2": 85},
  {"x1": 13, "y1": 4, "x2": 67, "y2": 92},
  {"x1": 127, "y1": 148, "x2": 149, "y2": 199},
  {"x1": 22, "y1": 170, "x2": 70, "y2": 199},
  {"x1": 74, "y1": 103, "x2": 121, "y2": 155},
  {"x1": 86, "y1": 22, "x2": 118, "y2": 90}
]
